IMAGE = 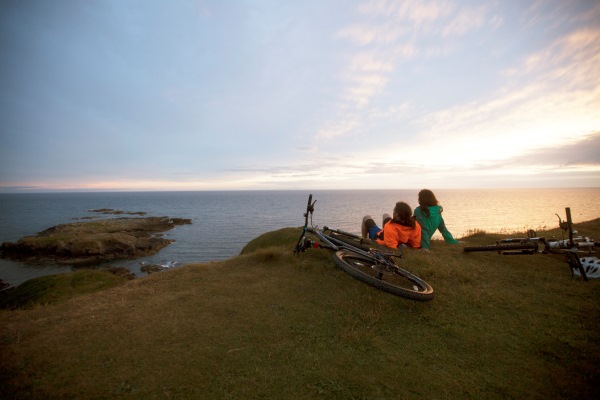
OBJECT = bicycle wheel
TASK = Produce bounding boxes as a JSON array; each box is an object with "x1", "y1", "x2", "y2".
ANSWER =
[
  {"x1": 332, "y1": 250, "x2": 434, "y2": 301},
  {"x1": 463, "y1": 242, "x2": 538, "y2": 253}
]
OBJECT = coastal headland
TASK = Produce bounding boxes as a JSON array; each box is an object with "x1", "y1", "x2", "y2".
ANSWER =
[{"x1": 0, "y1": 216, "x2": 192, "y2": 265}]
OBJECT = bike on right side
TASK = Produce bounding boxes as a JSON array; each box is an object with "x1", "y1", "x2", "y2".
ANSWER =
[{"x1": 463, "y1": 207, "x2": 600, "y2": 281}]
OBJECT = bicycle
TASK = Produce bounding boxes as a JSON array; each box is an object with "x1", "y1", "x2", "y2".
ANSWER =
[
  {"x1": 463, "y1": 207, "x2": 600, "y2": 281},
  {"x1": 293, "y1": 194, "x2": 434, "y2": 301}
]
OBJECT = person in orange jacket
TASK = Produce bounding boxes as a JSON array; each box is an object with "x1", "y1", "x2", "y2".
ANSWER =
[{"x1": 361, "y1": 202, "x2": 422, "y2": 249}]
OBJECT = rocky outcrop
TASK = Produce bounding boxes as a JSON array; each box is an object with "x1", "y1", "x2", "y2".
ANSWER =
[
  {"x1": 140, "y1": 264, "x2": 168, "y2": 274},
  {"x1": 0, "y1": 217, "x2": 192, "y2": 265}
]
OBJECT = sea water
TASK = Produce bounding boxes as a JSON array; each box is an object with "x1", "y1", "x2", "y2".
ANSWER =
[{"x1": 1, "y1": 188, "x2": 599, "y2": 287}]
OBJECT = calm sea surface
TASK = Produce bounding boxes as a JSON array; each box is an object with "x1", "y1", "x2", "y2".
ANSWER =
[{"x1": 1, "y1": 188, "x2": 599, "y2": 287}]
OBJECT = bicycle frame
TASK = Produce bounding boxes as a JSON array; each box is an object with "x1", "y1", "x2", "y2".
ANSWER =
[
  {"x1": 498, "y1": 208, "x2": 595, "y2": 254},
  {"x1": 293, "y1": 195, "x2": 402, "y2": 265},
  {"x1": 496, "y1": 236, "x2": 596, "y2": 255},
  {"x1": 295, "y1": 226, "x2": 403, "y2": 263},
  {"x1": 464, "y1": 207, "x2": 598, "y2": 281}
]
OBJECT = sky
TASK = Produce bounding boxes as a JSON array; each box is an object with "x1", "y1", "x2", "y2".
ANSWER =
[{"x1": 0, "y1": 0, "x2": 599, "y2": 192}]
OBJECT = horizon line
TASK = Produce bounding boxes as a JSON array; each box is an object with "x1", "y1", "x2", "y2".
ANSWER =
[{"x1": 1, "y1": 186, "x2": 600, "y2": 194}]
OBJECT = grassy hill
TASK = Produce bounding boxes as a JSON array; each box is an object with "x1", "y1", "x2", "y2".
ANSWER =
[{"x1": 1, "y1": 219, "x2": 599, "y2": 399}]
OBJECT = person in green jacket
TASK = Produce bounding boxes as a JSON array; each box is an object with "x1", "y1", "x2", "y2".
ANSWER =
[{"x1": 413, "y1": 189, "x2": 459, "y2": 251}]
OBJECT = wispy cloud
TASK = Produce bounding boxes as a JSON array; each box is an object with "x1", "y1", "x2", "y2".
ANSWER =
[
  {"x1": 0, "y1": 186, "x2": 43, "y2": 191},
  {"x1": 441, "y1": 5, "x2": 487, "y2": 37},
  {"x1": 290, "y1": 1, "x2": 600, "y2": 188},
  {"x1": 509, "y1": 132, "x2": 600, "y2": 167},
  {"x1": 316, "y1": 0, "x2": 498, "y2": 140},
  {"x1": 294, "y1": 145, "x2": 318, "y2": 152},
  {"x1": 284, "y1": 134, "x2": 599, "y2": 187},
  {"x1": 336, "y1": 23, "x2": 407, "y2": 46},
  {"x1": 408, "y1": 25, "x2": 600, "y2": 164}
]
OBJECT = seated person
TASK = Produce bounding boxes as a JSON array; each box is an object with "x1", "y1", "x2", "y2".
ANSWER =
[
  {"x1": 361, "y1": 202, "x2": 421, "y2": 249},
  {"x1": 413, "y1": 189, "x2": 459, "y2": 250}
]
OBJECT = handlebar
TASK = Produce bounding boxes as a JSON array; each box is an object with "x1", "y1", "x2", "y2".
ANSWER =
[
  {"x1": 302, "y1": 194, "x2": 316, "y2": 228},
  {"x1": 565, "y1": 207, "x2": 575, "y2": 247}
]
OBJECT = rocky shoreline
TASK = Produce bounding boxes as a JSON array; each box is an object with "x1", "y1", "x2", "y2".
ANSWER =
[{"x1": 0, "y1": 216, "x2": 192, "y2": 265}]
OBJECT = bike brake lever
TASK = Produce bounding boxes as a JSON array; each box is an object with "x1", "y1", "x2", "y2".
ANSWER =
[
  {"x1": 307, "y1": 199, "x2": 316, "y2": 213},
  {"x1": 556, "y1": 213, "x2": 569, "y2": 231}
]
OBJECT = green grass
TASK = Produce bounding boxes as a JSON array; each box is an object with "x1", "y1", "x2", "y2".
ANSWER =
[
  {"x1": 0, "y1": 270, "x2": 127, "y2": 310},
  {"x1": 1, "y1": 219, "x2": 599, "y2": 399}
]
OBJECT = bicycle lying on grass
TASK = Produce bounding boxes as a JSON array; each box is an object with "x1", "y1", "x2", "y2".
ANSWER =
[
  {"x1": 293, "y1": 194, "x2": 434, "y2": 301},
  {"x1": 463, "y1": 207, "x2": 599, "y2": 281}
]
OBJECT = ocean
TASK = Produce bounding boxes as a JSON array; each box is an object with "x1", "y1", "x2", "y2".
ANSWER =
[{"x1": 1, "y1": 188, "x2": 599, "y2": 287}]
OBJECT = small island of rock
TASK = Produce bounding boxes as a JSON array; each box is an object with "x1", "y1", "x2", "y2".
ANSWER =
[{"x1": 0, "y1": 217, "x2": 192, "y2": 265}]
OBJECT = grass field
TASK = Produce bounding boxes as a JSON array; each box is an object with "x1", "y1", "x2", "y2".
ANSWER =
[{"x1": 1, "y1": 219, "x2": 599, "y2": 399}]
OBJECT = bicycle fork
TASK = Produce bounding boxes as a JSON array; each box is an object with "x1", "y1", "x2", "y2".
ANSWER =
[{"x1": 564, "y1": 251, "x2": 588, "y2": 281}]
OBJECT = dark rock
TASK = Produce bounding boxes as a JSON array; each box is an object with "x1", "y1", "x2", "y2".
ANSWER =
[{"x1": 140, "y1": 264, "x2": 167, "y2": 274}]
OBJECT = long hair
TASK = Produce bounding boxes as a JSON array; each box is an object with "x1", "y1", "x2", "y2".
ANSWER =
[
  {"x1": 393, "y1": 202, "x2": 415, "y2": 228},
  {"x1": 418, "y1": 189, "x2": 439, "y2": 217}
]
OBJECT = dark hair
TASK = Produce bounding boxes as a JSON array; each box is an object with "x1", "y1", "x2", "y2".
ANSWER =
[
  {"x1": 418, "y1": 189, "x2": 439, "y2": 217},
  {"x1": 393, "y1": 202, "x2": 415, "y2": 228}
]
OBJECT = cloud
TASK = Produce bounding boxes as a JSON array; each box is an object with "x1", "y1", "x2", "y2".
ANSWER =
[
  {"x1": 222, "y1": 158, "x2": 369, "y2": 186},
  {"x1": 356, "y1": 0, "x2": 455, "y2": 22},
  {"x1": 294, "y1": 145, "x2": 318, "y2": 152},
  {"x1": 301, "y1": 9, "x2": 600, "y2": 188},
  {"x1": 0, "y1": 186, "x2": 43, "y2": 191},
  {"x1": 441, "y1": 5, "x2": 487, "y2": 37},
  {"x1": 318, "y1": 0, "x2": 499, "y2": 141},
  {"x1": 215, "y1": 134, "x2": 599, "y2": 189},
  {"x1": 355, "y1": 0, "x2": 492, "y2": 37},
  {"x1": 509, "y1": 132, "x2": 600, "y2": 167},
  {"x1": 416, "y1": 25, "x2": 600, "y2": 162},
  {"x1": 336, "y1": 23, "x2": 407, "y2": 46},
  {"x1": 348, "y1": 54, "x2": 395, "y2": 72},
  {"x1": 343, "y1": 74, "x2": 389, "y2": 107},
  {"x1": 316, "y1": 119, "x2": 359, "y2": 139},
  {"x1": 520, "y1": 27, "x2": 600, "y2": 83}
]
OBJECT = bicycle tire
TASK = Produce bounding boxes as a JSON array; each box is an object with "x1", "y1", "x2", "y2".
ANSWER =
[
  {"x1": 332, "y1": 250, "x2": 434, "y2": 301},
  {"x1": 463, "y1": 242, "x2": 538, "y2": 253}
]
